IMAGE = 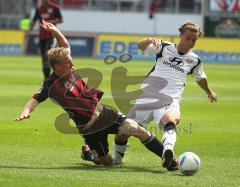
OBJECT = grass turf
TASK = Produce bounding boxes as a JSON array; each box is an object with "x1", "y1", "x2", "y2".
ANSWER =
[{"x1": 0, "y1": 56, "x2": 240, "y2": 186}]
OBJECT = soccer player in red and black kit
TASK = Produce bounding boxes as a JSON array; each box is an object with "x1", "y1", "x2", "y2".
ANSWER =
[
  {"x1": 16, "y1": 20, "x2": 166, "y2": 166},
  {"x1": 29, "y1": 0, "x2": 63, "y2": 79}
]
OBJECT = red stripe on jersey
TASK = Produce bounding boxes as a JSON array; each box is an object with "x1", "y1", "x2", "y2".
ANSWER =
[
  {"x1": 75, "y1": 80, "x2": 85, "y2": 90},
  {"x1": 70, "y1": 86, "x2": 80, "y2": 97}
]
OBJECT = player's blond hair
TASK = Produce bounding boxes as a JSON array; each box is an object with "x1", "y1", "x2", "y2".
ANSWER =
[
  {"x1": 179, "y1": 21, "x2": 203, "y2": 37},
  {"x1": 48, "y1": 47, "x2": 71, "y2": 68}
]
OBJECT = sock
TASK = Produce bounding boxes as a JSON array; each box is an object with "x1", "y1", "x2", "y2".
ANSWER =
[
  {"x1": 142, "y1": 135, "x2": 163, "y2": 158},
  {"x1": 113, "y1": 140, "x2": 128, "y2": 163},
  {"x1": 43, "y1": 62, "x2": 51, "y2": 79},
  {"x1": 162, "y1": 122, "x2": 176, "y2": 153}
]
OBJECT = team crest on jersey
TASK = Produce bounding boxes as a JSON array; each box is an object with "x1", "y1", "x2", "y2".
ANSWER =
[
  {"x1": 64, "y1": 82, "x2": 73, "y2": 89},
  {"x1": 64, "y1": 73, "x2": 78, "y2": 89},
  {"x1": 186, "y1": 58, "x2": 194, "y2": 63}
]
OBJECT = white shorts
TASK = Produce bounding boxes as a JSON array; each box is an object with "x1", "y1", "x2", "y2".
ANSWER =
[{"x1": 127, "y1": 101, "x2": 180, "y2": 129}]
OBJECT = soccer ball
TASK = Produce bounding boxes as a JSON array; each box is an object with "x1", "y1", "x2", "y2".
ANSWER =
[{"x1": 178, "y1": 152, "x2": 200, "y2": 176}]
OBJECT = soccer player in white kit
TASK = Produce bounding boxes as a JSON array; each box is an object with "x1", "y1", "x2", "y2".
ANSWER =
[{"x1": 113, "y1": 21, "x2": 218, "y2": 170}]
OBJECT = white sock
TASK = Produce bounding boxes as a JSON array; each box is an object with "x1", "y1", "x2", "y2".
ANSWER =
[
  {"x1": 162, "y1": 128, "x2": 176, "y2": 154},
  {"x1": 113, "y1": 143, "x2": 128, "y2": 164}
]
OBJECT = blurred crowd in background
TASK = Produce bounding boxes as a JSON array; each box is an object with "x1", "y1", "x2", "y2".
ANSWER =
[{"x1": 0, "y1": 0, "x2": 239, "y2": 30}]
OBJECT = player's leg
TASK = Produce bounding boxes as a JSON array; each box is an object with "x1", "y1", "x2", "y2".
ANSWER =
[
  {"x1": 160, "y1": 111, "x2": 179, "y2": 170},
  {"x1": 113, "y1": 134, "x2": 129, "y2": 164},
  {"x1": 113, "y1": 109, "x2": 152, "y2": 164},
  {"x1": 80, "y1": 105, "x2": 126, "y2": 166},
  {"x1": 118, "y1": 118, "x2": 164, "y2": 159},
  {"x1": 161, "y1": 111, "x2": 180, "y2": 152},
  {"x1": 82, "y1": 131, "x2": 114, "y2": 166},
  {"x1": 154, "y1": 102, "x2": 180, "y2": 169}
]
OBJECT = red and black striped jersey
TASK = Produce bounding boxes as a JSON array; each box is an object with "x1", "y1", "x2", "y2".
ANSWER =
[
  {"x1": 33, "y1": 70, "x2": 104, "y2": 125},
  {"x1": 33, "y1": 3, "x2": 62, "y2": 40}
]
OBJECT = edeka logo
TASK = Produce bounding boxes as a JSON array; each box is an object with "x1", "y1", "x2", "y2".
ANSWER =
[
  {"x1": 100, "y1": 41, "x2": 139, "y2": 55},
  {"x1": 0, "y1": 44, "x2": 22, "y2": 55},
  {"x1": 97, "y1": 34, "x2": 172, "y2": 59}
]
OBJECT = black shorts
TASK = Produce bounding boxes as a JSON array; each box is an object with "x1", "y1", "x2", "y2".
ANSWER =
[
  {"x1": 39, "y1": 38, "x2": 54, "y2": 57},
  {"x1": 81, "y1": 106, "x2": 127, "y2": 156}
]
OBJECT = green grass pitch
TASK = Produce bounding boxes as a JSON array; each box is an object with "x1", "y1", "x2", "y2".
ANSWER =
[{"x1": 0, "y1": 55, "x2": 240, "y2": 186}]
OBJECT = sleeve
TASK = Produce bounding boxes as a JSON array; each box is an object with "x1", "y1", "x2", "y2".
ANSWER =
[
  {"x1": 191, "y1": 59, "x2": 207, "y2": 81},
  {"x1": 32, "y1": 80, "x2": 50, "y2": 103},
  {"x1": 32, "y1": 8, "x2": 40, "y2": 22},
  {"x1": 144, "y1": 43, "x2": 162, "y2": 55}
]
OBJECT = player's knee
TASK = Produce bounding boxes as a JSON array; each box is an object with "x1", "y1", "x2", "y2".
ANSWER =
[
  {"x1": 161, "y1": 114, "x2": 180, "y2": 127},
  {"x1": 163, "y1": 122, "x2": 176, "y2": 132},
  {"x1": 121, "y1": 119, "x2": 144, "y2": 136},
  {"x1": 119, "y1": 119, "x2": 134, "y2": 135},
  {"x1": 125, "y1": 119, "x2": 151, "y2": 140}
]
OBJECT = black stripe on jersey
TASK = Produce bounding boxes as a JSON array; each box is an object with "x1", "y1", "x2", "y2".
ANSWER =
[
  {"x1": 188, "y1": 57, "x2": 201, "y2": 75},
  {"x1": 146, "y1": 62, "x2": 156, "y2": 78},
  {"x1": 156, "y1": 42, "x2": 171, "y2": 61},
  {"x1": 146, "y1": 42, "x2": 171, "y2": 78}
]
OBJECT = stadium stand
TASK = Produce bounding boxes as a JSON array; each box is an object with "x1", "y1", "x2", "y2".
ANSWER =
[{"x1": 0, "y1": 0, "x2": 32, "y2": 29}]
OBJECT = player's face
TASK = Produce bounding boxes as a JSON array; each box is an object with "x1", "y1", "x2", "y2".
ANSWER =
[
  {"x1": 53, "y1": 54, "x2": 74, "y2": 76},
  {"x1": 180, "y1": 30, "x2": 199, "y2": 51}
]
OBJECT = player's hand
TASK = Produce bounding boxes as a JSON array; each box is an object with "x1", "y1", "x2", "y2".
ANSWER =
[
  {"x1": 149, "y1": 38, "x2": 161, "y2": 49},
  {"x1": 40, "y1": 19, "x2": 57, "y2": 33},
  {"x1": 15, "y1": 111, "x2": 30, "y2": 121},
  {"x1": 207, "y1": 90, "x2": 217, "y2": 103}
]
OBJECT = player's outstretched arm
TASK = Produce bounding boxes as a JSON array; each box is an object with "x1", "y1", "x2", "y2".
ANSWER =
[
  {"x1": 137, "y1": 38, "x2": 161, "y2": 51},
  {"x1": 197, "y1": 78, "x2": 217, "y2": 103},
  {"x1": 15, "y1": 98, "x2": 39, "y2": 121},
  {"x1": 40, "y1": 20, "x2": 70, "y2": 49}
]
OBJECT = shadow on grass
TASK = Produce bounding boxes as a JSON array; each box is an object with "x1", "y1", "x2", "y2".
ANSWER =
[{"x1": 0, "y1": 163, "x2": 166, "y2": 174}]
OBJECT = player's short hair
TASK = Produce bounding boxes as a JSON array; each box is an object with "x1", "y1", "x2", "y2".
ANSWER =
[
  {"x1": 48, "y1": 47, "x2": 71, "y2": 68},
  {"x1": 179, "y1": 21, "x2": 203, "y2": 37}
]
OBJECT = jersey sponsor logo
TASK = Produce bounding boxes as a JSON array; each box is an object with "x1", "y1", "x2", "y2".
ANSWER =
[
  {"x1": 163, "y1": 58, "x2": 184, "y2": 73},
  {"x1": 169, "y1": 57, "x2": 184, "y2": 66}
]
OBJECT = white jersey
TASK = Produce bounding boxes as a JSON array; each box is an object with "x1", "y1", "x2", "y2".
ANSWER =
[{"x1": 139, "y1": 41, "x2": 206, "y2": 104}]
